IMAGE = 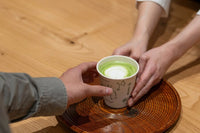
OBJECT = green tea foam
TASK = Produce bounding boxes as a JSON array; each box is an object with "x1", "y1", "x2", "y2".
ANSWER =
[{"x1": 99, "y1": 60, "x2": 137, "y2": 79}]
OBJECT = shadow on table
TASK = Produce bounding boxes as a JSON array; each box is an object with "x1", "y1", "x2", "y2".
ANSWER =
[
  {"x1": 174, "y1": 0, "x2": 200, "y2": 10},
  {"x1": 33, "y1": 123, "x2": 75, "y2": 133},
  {"x1": 148, "y1": 0, "x2": 200, "y2": 49},
  {"x1": 164, "y1": 57, "x2": 200, "y2": 83}
]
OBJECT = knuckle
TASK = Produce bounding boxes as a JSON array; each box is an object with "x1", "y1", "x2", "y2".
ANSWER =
[
  {"x1": 149, "y1": 65, "x2": 157, "y2": 74},
  {"x1": 140, "y1": 55, "x2": 148, "y2": 61},
  {"x1": 139, "y1": 76, "x2": 148, "y2": 83},
  {"x1": 113, "y1": 48, "x2": 120, "y2": 54}
]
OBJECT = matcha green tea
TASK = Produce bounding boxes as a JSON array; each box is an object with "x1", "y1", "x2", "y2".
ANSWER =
[{"x1": 98, "y1": 60, "x2": 137, "y2": 79}]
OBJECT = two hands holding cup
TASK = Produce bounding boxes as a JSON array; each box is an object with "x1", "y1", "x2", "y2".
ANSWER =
[{"x1": 61, "y1": 55, "x2": 140, "y2": 108}]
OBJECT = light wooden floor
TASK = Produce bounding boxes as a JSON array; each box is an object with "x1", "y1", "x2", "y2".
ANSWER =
[{"x1": 0, "y1": 0, "x2": 199, "y2": 132}]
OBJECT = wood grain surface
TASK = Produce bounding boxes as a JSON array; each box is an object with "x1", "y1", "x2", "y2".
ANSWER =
[{"x1": 0, "y1": 0, "x2": 199, "y2": 132}]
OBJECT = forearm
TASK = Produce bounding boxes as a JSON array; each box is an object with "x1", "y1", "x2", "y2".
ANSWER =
[
  {"x1": 0, "y1": 72, "x2": 67, "y2": 122},
  {"x1": 164, "y1": 15, "x2": 200, "y2": 60},
  {"x1": 133, "y1": 1, "x2": 163, "y2": 41}
]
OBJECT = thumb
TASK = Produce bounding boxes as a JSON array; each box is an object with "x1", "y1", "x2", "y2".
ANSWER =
[{"x1": 84, "y1": 84, "x2": 113, "y2": 97}]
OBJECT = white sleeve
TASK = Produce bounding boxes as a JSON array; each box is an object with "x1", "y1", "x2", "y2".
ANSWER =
[
  {"x1": 136, "y1": 0, "x2": 171, "y2": 17},
  {"x1": 197, "y1": 10, "x2": 200, "y2": 15}
]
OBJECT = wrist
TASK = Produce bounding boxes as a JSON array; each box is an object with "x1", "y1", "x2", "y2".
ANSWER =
[
  {"x1": 130, "y1": 29, "x2": 150, "y2": 47},
  {"x1": 132, "y1": 26, "x2": 151, "y2": 42},
  {"x1": 161, "y1": 41, "x2": 182, "y2": 62}
]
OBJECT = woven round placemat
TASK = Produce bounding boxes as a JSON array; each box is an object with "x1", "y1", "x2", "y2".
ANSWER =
[{"x1": 57, "y1": 80, "x2": 181, "y2": 133}]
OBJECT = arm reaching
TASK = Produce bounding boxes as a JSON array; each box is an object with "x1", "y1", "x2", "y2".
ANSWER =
[
  {"x1": 128, "y1": 15, "x2": 200, "y2": 106},
  {"x1": 0, "y1": 62, "x2": 113, "y2": 133},
  {"x1": 113, "y1": 1, "x2": 168, "y2": 60}
]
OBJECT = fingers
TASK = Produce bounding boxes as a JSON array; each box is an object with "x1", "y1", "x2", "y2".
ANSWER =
[
  {"x1": 128, "y1": 74, "x2": 155, "y2": 106},
  {"x1": 137, "y1": 55, "x2": 148, "y2": 81},
  {"x1": 112, "y1": 46, "x2": 130, "y2": 56},
  {"x1": 84, "y1": 84, "x2": 113, "y2": 97},
  {"x1": 132, "y1": 58, "x2": 153, "y2": 97},
  {"x1": 130, "y1": 54, "x2": 140, "y2": 62},
  {"x1": 128, "y1": 62, "x2": 163, "y2": 106},
  {"x1": 128, "y1": 58, "x2": 156, "y2": 106},
  {"x1": 80, "y1": 62, "x2": 99, "y2": 83},
  {"x1": 129, "y1": 50, "x2": 144, "y2": 62},
  {"x1": 82, "y1": 70, "x2": 98, "y2": 83},
  {"x1": 77, "y1": 62, "x2": 97, "y2": 73}
]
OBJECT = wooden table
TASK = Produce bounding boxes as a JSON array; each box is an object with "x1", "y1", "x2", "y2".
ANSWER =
[{"x1": 0, "y1": 0, "x2": 199, "y2": 132}]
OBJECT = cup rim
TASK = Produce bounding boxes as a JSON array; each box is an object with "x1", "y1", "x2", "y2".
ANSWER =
[{"x1": 96, "y1": 55, "x2": 139, "y2": 80}]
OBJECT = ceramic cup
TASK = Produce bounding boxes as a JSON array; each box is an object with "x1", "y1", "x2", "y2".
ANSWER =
[{"x1": 97, "y1": 55, "x2": 139, "y2": 108}]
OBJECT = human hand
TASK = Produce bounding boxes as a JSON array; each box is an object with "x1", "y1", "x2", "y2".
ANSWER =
[
  {"x1": 113, "y1": 37, "x2": 148, "y2": 61},
  {"x1": 60, "y1": 62, "x2": 113, "y2": 107},
  {"x1": 128, "y1": 45, "x2": 176, "y2": 106}
]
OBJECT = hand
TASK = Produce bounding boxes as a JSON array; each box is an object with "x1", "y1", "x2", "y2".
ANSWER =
[
  {"x1": 113, "y1": 37, "x2": 148, "y2": 61},
  {"x1": 60, "y1": 62, "x2": 113, "y2": 107},
  {"x1": 128, "y1": 45, "x2": 176, "y2": 106}
]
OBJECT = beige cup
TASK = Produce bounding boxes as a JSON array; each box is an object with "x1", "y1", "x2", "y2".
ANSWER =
[{"x1": 97, "y1": 55, "x2": 139, "y2": 108}]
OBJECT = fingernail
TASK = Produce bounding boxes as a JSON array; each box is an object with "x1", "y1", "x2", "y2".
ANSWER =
[{"x1": 106, "y1": 88, "x2": 112, "y2": 95}]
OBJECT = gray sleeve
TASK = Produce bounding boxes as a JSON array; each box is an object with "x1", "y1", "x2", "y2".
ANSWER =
[
  {"x1": 0, "y1": 72, "x2": 67, "y2": 122},
  {"x1": 0, "y1": 95, "x2": 11, "y2": 133}
]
